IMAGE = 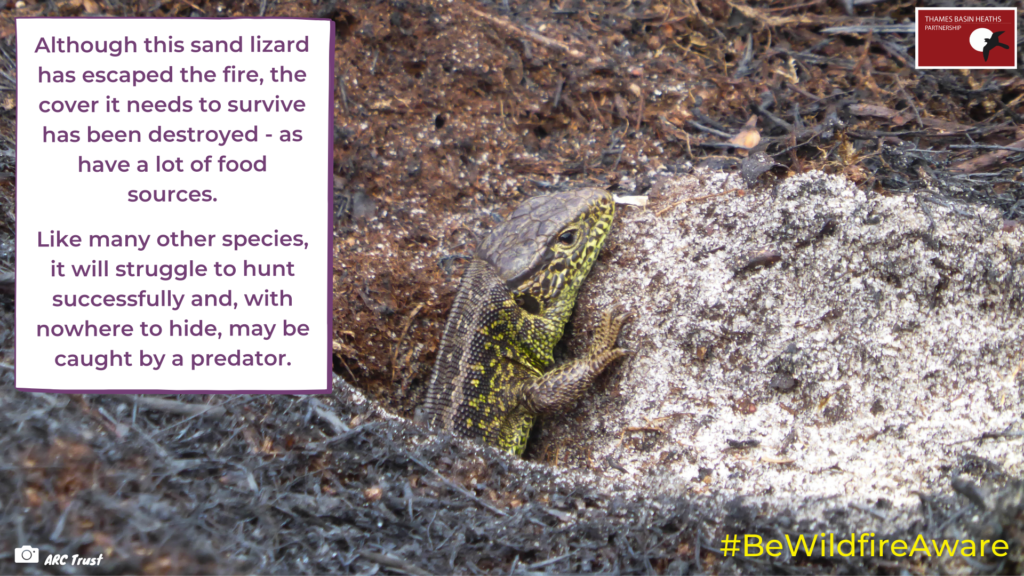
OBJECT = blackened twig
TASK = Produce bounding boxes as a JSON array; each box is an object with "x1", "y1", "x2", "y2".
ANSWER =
[
  {"x1": 949, "y1": 143, "x2": 1024, "y2": 152},
  {"x1": 135, "y1": 396, "x2": 226, "y2": 418},
  {"x1": 686, "y1": 120, "x2": 733, "y2": 140},
  {"x1": 951, "y1": 476, "x2": 988, "y2": 510},
  {"x1": 360, "y1": 551, "x2": 432, "y2": 576}
]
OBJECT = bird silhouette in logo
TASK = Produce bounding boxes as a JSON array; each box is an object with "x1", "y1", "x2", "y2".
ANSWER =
[{"x1": 983, "y1": 30, "x2": 1009, "y2": 61}]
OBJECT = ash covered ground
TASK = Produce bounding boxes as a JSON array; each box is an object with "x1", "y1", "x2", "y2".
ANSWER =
[{"x1": 537, "y1": 170, "x2": 1024, "y2": 528}]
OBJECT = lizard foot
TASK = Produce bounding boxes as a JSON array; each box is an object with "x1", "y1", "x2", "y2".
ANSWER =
[{"x1": 592, "y1": 303, "x2": 631, "y2": 354}]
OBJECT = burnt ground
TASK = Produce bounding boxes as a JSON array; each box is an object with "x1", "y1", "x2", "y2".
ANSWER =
[
  {"x1": 326, "y1": 0, "x2": 1024, "y2": 416},
  {"x1": 2, "y1": 0, "x2": 1024, "y2": 573}
]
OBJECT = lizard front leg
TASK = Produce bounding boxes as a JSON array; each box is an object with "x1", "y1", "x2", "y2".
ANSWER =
[{"x1": 522, "y1": 305, "x2": 629, "y2": 414}]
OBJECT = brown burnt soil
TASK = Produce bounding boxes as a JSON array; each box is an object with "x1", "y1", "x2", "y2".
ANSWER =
[
  {"x1": 323, "y1": 0, "x2": 1024, "y2": 422},
  {"x1": 327, "y1": 0, "x2": 685, "y2": 414}
]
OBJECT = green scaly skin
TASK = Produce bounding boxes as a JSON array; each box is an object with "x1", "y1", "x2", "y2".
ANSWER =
[{"x1": 414, "y1": 189, "x2": 629, "y2": 455}]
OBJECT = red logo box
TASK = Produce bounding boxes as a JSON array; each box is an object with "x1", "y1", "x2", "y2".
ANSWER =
[{"x1": 916, "y1": 7, "x2": 1017, "y2": 69}]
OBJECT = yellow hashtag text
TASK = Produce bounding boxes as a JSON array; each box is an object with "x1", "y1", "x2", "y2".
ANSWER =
[{"x1": 720, "y1": 534, "x2": 1009, "y2": 558}]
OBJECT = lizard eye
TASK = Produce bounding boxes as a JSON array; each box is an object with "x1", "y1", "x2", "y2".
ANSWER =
[{"x1": 557, "y1": 230, "x2": 577, "y2": 245}]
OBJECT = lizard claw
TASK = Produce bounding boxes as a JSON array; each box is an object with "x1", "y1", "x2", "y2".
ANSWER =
[
  {"x1": 603, "y1": 347, "x2": 630, "y2": 364},
  {"x1": 593, "y1": 304, "x2": 631, "y2": 353}
]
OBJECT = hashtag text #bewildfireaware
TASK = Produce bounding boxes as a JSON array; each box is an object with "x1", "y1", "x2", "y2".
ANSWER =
[{"x1": 721, "y1": 533, "x2": 1009, "y2": 558}]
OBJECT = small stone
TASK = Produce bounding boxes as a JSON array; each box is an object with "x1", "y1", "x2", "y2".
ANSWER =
[
  {"x1": 740, "y1": 151, "x2": 776, "y2": 186},
  {"x1": 350, "y1": 191, "x2": 377, "y2": 222},
  {"x1": 769, "y1": 372, "x2": 797, "y2": 392},
  {"x1": 666, "y1": 559, "x2": 690, "y2": 575}
]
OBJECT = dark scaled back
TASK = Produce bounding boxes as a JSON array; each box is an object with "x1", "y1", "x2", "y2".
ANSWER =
[{"x1": 476, "y1": 189, "x2": 609, "y2": 288}]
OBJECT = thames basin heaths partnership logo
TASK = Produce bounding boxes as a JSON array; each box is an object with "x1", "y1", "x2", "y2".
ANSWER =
[{"x1": 916, "y1": 7, "x2": 1017, "y2": 69}]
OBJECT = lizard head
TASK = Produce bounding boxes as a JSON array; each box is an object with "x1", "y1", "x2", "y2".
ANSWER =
[{"x1": 476, "y1": 188, "x2": 615, "y2": 319}]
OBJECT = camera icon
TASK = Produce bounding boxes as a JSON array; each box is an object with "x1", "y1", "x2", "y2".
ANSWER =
[{"x1": 14, "y1": 546, "x2": 39, "y2": 563}]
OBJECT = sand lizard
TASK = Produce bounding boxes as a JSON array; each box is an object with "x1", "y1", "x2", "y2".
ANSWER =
[{"x1": 414, "y1": 188, "x2": 628, "y2": 455}]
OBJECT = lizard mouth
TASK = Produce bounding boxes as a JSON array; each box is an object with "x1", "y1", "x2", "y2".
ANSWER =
[{"x1": 515, "y1": 294, "x2": 542, "y2": 315}]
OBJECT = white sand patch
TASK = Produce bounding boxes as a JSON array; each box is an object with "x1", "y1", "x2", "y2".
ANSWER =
[{"x1": 536, "y1": 170, "x2": 1024, "y2": 525}]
